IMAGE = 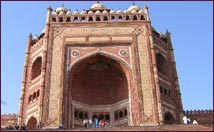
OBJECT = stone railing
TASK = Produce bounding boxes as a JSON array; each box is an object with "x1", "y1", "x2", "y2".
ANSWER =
[
  {"x1": 51, "y1": 11, "x2": 146, "y2": 23},
  {"x1": 185, "y1": 109, "x2": 213, "y2": 115}
]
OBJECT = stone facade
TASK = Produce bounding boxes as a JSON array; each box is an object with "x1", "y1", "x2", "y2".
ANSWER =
[{"x1": 18, "y1": 2, "x2": 184, "y2": 129}]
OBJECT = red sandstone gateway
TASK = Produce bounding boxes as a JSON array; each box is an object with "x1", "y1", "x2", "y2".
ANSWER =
[{"x1": 18, "y1": 2, "x2": 184, "y2": 129}]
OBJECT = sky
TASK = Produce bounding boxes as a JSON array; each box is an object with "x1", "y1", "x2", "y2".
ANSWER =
[{"x1": 1, "y1": 1, "x2": 213, "y2": 114}]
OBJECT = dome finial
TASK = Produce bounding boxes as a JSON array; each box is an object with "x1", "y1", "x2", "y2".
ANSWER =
[
  {"x1": 133, "y1": 2, "x2": 135, "y2": 5},
  {"x1": 62, "y1": 3, "x2": 64, "y2": 7},
  {"x1": 97, "y1": 1, "x2": 99, "y2": 3},
  {"x1": 29, "y1": 33, "x2": 32, "y2": 38}
]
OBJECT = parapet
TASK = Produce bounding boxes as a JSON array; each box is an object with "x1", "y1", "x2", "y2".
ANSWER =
[{"x1": 50, "y1": 2, "x2": 148, "y2": 23}]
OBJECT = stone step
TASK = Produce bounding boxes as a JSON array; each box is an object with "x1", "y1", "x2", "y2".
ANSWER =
[{"x1": 37, "y1": 124, "x2": 213, "y2": 131}]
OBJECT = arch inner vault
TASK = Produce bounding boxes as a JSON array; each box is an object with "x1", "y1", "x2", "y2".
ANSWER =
[{"x1": 67, "y1": 54, "x2": 130, "y2": 127}]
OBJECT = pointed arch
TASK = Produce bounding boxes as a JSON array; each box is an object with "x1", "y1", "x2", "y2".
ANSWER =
[
  {"x1": 156, "y1": 53, "x2": 168, "y2": 74},
  {"x1": 163, "y1": 112, "x2": 175, "y2": 124},
  {"x1": 31, "y1": 57, "x2": 42, "y2": 80},
  {"x1": 68, "y1": 51, "x2": 132, "y2": 79},
  {"x1": 26, "y1": 116, "x2": 38, "y2": 129}
]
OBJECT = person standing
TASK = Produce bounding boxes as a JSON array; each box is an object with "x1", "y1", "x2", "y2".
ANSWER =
[
  {"x1": 39, "y1": 121, "x2": 42, "y2": 130},
  {"x1": 89, "y1": 118, "x2": 93, "y2": 128},
  {"x1": 183, "y1": 115, "x2": 188, "y2": 124},
  {"x1": 15, "y1": 123, "x2": 19, "y2": 130},
  {"x1": 95, "y1": 118, "x2": 99, "y2": 128},
  {"x1": 193, "y1": 119, "x2": 198, "y2": 125}
]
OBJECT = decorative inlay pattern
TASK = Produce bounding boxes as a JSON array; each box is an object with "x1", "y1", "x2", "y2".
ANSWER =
[
  {"x1": 71, "y1": 50, "x2": 80, "y2": 57},
  {"x1": 119, "y1": 49, "x2": 128, "y2": 57}
]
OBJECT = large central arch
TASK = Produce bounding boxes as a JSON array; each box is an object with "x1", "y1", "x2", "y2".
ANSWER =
[{"x1": 66, "y1": 52, "x2": 132, "y2": 128}]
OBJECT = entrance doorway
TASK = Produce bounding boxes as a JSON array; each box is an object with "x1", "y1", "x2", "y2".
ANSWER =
[
  {"x1": 26, "y1": 117, "x2": 37, "y2": 129},
  {"x1": 68, "y1": 54, "x2": 130, "y2": 128},
  {"x1": 164, "y1": 112, "x2": 175, "y2": 124}
]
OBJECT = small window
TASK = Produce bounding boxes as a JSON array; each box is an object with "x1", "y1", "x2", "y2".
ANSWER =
[
  {"x1": 118, "y1": 16, "x2": 123, "y2": 21},
  {"x1": 66, "y1": 17, "x2": 71, "y2": 22},
  {"x1": 164, "y1": 88, "x2": 167, "y2": 95},
  {"x1": 124, "y1": 109, "x2": 127, "y2": 116},
  {"x1": 168, "y1": 90, "x2": 171, "y2": 97},
  {"x1": 33, "y1": 92, "x2": 36, "y2": 100},
  {"x1": 28, "y1": 95, "x2": 32, "y2": 103},
  {"x1": 79, "y1": 112, "x2": 83, "y2": 119},
  {"x1": 125, "y1": 16, "x2": 130, "y2": 20},
  {"x1": 74, "y1": 111, "x2": 78, "y2": 118},
  {"x1": 52, "y1": 18, "x2": 56, "y2": 22},
  {"x1": 140, "y1": 15, "x2": 145, "y2": 20},
  {"x1": 105, "y1": 114, "x2": 110, "y2": 121},
  {"x1": 96, "y1": 16, "x2": 101, "y2": 21},
  {"x1": 81, "y1": 17, "x2": 86, "y2": 22},
  {"x1": 74, "y1": 17, "x2": 78, "y2": 22},
  {"x1": 59, "y1": 17, "x2": 63, "y2": 22},
  {"x1": 111, "y1": 16, "x2": 116, "y2": 21},
  {"x1": 119, "y1": 111, "x2": 123, "y2": 118},
  {"x1": 133, "y1": 15, "x2": 138, "y2": 20},
  {"x1": 37, "y1": 90, "x2": 40, "y2": 98},
  {"x1": 89, "y1": 17, "x2": 93, "y2": 21},
  {"x1": 160, "y1": 87, "x2": 163, "y2": 94},
  {"x1": 103, "y1": 16, "x2": 108, "y2": 21},
  {"x1": 99, "y1": 114, "x2": 104, "y2": 120}
]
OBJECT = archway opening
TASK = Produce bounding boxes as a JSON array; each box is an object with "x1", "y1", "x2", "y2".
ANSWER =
[
  {"x1": 26, "y1": 117, "x2": 37, "y2": 129},
  {"x1": 69, "y1": 54, "x2": 128, "y2": 105},
  {"x1": 156, "y1": 53, "x2": 168, "y2": 74},
  {"x1": 69, "y1": 54, "x2": 129, "y2": 127},
  {"x1": 164, "y1": 112, "x2": 175, "y2": 124},
  {"x1": 31, "y1": 57, "x2": 42, "y2": 80}
]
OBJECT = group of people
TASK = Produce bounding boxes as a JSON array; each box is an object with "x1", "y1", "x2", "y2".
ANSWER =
[
  {"x1": 183, "y1": 115, "x2": 198, "y2": 125},
  {"x1": 5, "y1": 123, "x2": 27, "y2": 130},
  {"x1": 83, "y1": 118, "x2": 107, "y2": 128}
]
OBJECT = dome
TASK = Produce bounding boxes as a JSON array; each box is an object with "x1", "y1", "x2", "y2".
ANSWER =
[
  {"x1": 95, "y1": 10, "x2": 101, "y2": 15},
  {"x1": 110, "y1": 9, "x2": 115, "y2": 14},
  {"x1": 73, "y1": 9, "x2": 79, "y2": 15},
  {"x1": 131, "y1": 10, "x2": 138, "y2": 14},
  {"x1": 138, "y1": 9, "x2": 144, "y2": 14},
  {"x1": 88, "y1": 10, "x2": 94, "y2": 15},
  {"x1": 59, "y1": 11, "x2": 65, "y2": 15},
  {"x1": 56, "y1": 6, "x2": 68, "y2": 14},
  {"x1": 124, "y1": 8, "x2": 130, "y2": 14},
  {"x1": 91, "y1": 2, "x2": 107, "y2": 10},
  {"x1": 102, "y1": 10, "x2": 108, "y2": 14},
  {"x1": 66, "y1": 9, "x2": 72, "y2": 15},
  {"x1": 81, "y1": 10, "x2": 87, "y2": 15},
  {"x1": 127, "y1": 5, "x2": 142, "y2": 12},
  {"x1": 116, "y1": 9, "x2": 123, "y2": 14},
  {"x1": 66, "y1": 11, "x2": 72, "y2": 15}
]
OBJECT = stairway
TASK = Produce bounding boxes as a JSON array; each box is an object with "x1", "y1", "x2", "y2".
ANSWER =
[{"x1": 40, "y1": 124, "x2": 213, "y2": 131}]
